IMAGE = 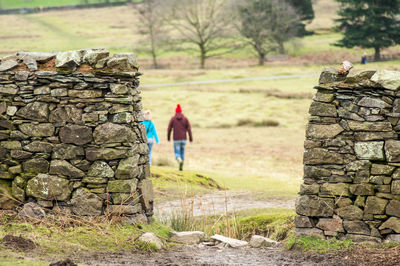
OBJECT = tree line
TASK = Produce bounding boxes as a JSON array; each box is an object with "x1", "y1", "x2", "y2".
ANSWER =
[
  {"x1": 138, "y1": 0, "x2": 400, "y2": 68},
  {"x1": 137, "y1": 0, "x2": 314, "y2": 68}
]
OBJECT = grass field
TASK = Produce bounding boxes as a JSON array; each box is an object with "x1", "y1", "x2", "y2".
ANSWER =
[
  {"x1": 1, "y1": 1, "x2": 400, "y2": 201},
  {"x1": 0, "y1": 0, "x2": 141, "y2": 9}
]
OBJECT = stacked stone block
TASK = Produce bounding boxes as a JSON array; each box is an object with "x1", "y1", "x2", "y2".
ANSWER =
[
  {"x1": 296, "y1": 68, "x2": 400, "y2": 242},
  {"x1": 0, "y1": 49, "x2": 153, "y2": 221}
]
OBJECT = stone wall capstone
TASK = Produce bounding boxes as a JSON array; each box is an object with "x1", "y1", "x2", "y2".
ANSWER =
[
  {"x1": 0, "y1": 49, "x2": 153, "y2": 222},
  {"x1": 296, "y1": 68, "x2": 400, "y2": 242}
]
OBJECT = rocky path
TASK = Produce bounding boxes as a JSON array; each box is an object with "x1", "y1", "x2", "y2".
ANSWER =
[{"x1": 154, "y1": 190, "x2": 296, "y2": 218}]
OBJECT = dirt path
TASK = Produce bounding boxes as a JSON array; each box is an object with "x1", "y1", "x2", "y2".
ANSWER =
[
  {"x1": 155, "y1": 190, "x2": 295, "y2": 217},
  {"x1": 75, "y1": 245, "x2": 345, "y2": 266}
]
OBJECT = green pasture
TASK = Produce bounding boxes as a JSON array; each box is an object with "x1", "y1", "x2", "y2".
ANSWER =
[{"x1": 0, "y1": 0, "x2": 141, "y2": 9}]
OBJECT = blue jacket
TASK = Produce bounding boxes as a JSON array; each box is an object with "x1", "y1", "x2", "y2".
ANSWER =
[{"x1": 141, "y1": 120, "x2": 159, "y2": 143}]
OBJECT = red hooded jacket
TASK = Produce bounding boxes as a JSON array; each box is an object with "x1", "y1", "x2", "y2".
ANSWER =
[{"x1": 167, "y1": 113, "x2": 193, "y2": 141}]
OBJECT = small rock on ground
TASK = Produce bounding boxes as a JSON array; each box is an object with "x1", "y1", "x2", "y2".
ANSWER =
[
  {"x1": 170, "y1": 231, "x2": 206, "y2": 244},
  {"x1": 249, "y1": 235, "x2": 278, "y2": 248},
  {"x1": 18, "y1": 202, "x2": 46, "y2": 219},
  {"x1": 138, "y1": 232, "x2": 163, "y2": 250},
  {"x1": 210, "y1": 234, "x2": 248, "y2": 248}
]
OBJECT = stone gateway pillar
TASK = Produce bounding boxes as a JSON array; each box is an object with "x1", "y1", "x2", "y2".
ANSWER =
[
  {"x1": 296, "y1": 68, "x2": 400, "y2": 242},
  {"x1": 0, "y1": 49, "x2": 153, "y2": 222}
]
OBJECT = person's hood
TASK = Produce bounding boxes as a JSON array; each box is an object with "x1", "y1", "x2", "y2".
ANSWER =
[{"x1": 175, "y1": 113, "x2": 184, "y2": 120}]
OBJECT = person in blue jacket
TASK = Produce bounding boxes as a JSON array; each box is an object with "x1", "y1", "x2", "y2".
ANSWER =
[{"x1": 141, "y1": 110, "x2": 159, "y2": 165}]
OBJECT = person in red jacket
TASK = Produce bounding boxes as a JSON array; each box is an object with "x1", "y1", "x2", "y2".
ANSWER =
[{"x1": 167, "y1": 104, "x2": 193, "y2": 171}]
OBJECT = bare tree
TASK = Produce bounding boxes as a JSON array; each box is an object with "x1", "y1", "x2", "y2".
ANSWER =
[
  {"x1": 136, "y1": 0, "x2": 167, "y2": 68},
  {"x1": 235, "y1": 0, "x2": 300, "y2": 65},
  {"x1": 167, "y1": 0, "x2": 234, "y2": 69}
]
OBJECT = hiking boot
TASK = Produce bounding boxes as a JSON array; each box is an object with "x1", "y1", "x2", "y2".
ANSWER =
[{"x1": 179, "y1": 160, "x2": 184, "y2": 171}]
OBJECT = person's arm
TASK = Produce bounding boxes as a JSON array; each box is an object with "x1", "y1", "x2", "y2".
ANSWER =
[
  {"x1": 152, "y1": 122, "x2": 159, "y2": 143},
  {"x1": 186, "y1": 118, "x2": 193, "y2": 142},
  {"x1": 167, "y1": 118, "x2": 174, "y2": 141}
]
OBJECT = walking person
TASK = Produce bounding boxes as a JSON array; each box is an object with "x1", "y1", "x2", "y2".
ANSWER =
[
  {"x1": 167, "y1": 104, "x2": 193, "y2": 171},
  {"x1": 141, "y1": 110, "x2": 159, "y2": 165}
]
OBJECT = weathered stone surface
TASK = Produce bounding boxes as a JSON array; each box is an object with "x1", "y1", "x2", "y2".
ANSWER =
[
  {"x1": 385, "y1": 234, "x2": 400, "y2": 242},
  {"x1": 371, "y1": 164, "x2": 395, "y2": 175},
  {"x1": 93, "y1": 122, "x2": 136, "y2": 144},
  {"x1": 18, "y1": 202, "x2": 46, "y2": 219},
  {"x1": 211, "y1": 234, "x2": 248, "y2": 248},
  {"x1": 23, "y1": 158, "x2": 49, "y2": 174},
  {"x1": 138, "y1": 232, "x2": 163, "y2": 250},
  {"x1": 0, "y1": 180, "x2": 15, "y2": 209},
  {"x1": 115, "y1": 156, "x2": 140, "y2": 179},
  {"x1": 85, "y1": 147, "x2": 128, "y2": 161},
  {"x1": 16, "y1": 102, "x2": 49, "y2": 122},
  {"x1": 304, "y1": 148, "x2": 343, "y2": 165},
  {"x1": 345, "y1": 69, "x2": 376, "y2": 83},
  {"x1": 0, "y1": 60, "x2": 18, "y2": 72},
  {"x1": 320, "y1": 183, "x2": 350, "y2": 197},
  {"x1": 343, "y1": 221, "x2": 370, "y2": 235},
  {"x1": 306, "y1": 124, "x2": 344, "y2": 139},
  {"x1": 59, "y1": 125, "x2": 92, "y2": 145},
  {"x1": 110, "y1": 83, "x2": 129, "y2": 95},
  {"x1": 336, "y1": 205, "x2": 363, "y2": 220},
  {"x1": 304, "y1": 166, "x2": 331, "y2": 178},
  {"x1": 386, "y1": 200, "x2": 400, "y2": 217},
  {"x1": 71, "y1": 188, "x2": 103, "y2": 216},
  {"x1": 385, "y1": 140, "x2": 400, "y2": 162},
  {"x1": 26, "y1": 174, "x2": 71, "y2": 201},
  {"x1": 55, "y1": 50, "x2": 81, "y2": 69},
  {"x1": 336, "y1": 197, "x2": 353, "y2": 208},
  {"x1": 319, "y1": 68, "x2": 343, "y2": 84},
  {"x1": 108, "y1": 179, "x2": 138, "y2": 193},
  {"x1": 316, "y1": 215, "x2": 344, "y2": 232},
  {"x1": 138, "y1": 179, "x2": 153, "y2": 213},
  {"x1": 346, "y1": 234, "x2": 382, "y2": 243},
  {"x1": 0, "y1": 85, "x2": 18, "y2": 95},
  {"x1": 309, "y1": 102, "x2": 337, "y2": 117},
  {"x1": 52, "y1": 144, "x2": 84, "y2": 160},
  {"x1": 371, "y1": 70, "x2": 400, "y2": 90},
  {"x1": 347, "y1": 121, "x2": 392, "y2": 131},
  {"x1": 379, "y1": 217, "x2": 400, "y2": 233},
  {"x1": 10, "y1": 150, "x2": 32, "y2": 160},
  {"x1": 83, "y1": 49, "x2": 109, "y2": 65},
  {"x1": 364, "y1": 196, "x2": 388, "y2": 215},
  {"x1": 358, "y1": 97, "x2": 391, "y2": 109},
  {"x1": 295, "y1": 216, "x2": 314, "y2": 228},
  {"x1": 392, "y1": 180, "x2": 400, "y2": 194},
  {"x1": 295, "y1": 228, "x2": 325, "y2": 239},
  {"x1": 249, "y1": 235, "x2": 277, "y2": 248},
  {"x1": 296, "y1": 195, "x2": 334, "y2": 217},
  {"x1": 354, "y1": 141, "x2": 384, "y2": 161},
  {"x1": 354, "y1": 132, "x2": 397, "y2": 141},
  {"x1": 23, "y1": 141, "x2": 53, "y2": 153},
  {"x1": 300, "y1": 184, "x2": 320, "y2": 195},
  {"x1": 313, "y1": 91, "x2": 334, "y2": 103},
  {"x1": 0, "y1": 141, "x2": 22, "y2": 150},
  {"x1": 68, "y1": 90, "x2": 103, "y2": 99},
  {"x1": 19, "y1": 123, "x2": 54, "y2": 137},
  {"x1": 87, "y1": 161, "x2": 114, "y2": 178},
  {"x1": 49, "y1": 160, "x2": 85, "y2": 178},
  {"x1": 170, "y1": 231, "x2": 206, "y2": 245},
  {"x1": 349, "y1": 184, "x2": 375, "y2": 196}
]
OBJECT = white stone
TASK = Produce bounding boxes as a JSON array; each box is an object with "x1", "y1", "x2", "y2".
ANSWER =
[
  {"x1": 210, "y1": 234, "x2": 248, "y2": 248},
  {"x1": 6, "y1": 106, "x2": 17, "y2": 116},
  {"x1": 138, "y1": 232, "x2": 163, "y2": 250},
  {"x1": 249, "y1": 235, "x2": 277, "y2": 248},
  {"x1": 371, "y1": 70, "x2": 400, "y2": 90},
  {"x1": 170, "y1": 231, "x2": 206, "y2": 244},
  {"x1": 354, "y1": 141, "x2": 384, "y2": 161}
]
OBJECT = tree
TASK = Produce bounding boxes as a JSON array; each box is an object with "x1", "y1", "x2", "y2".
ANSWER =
[
  {"x1": 236, "y1": 0, "x2": 300, "y2": 65},
  {"x1": 167, "y1": 0, "x2": 233, "y2": 69},
  {"x1": 335, "y1": 0, "x2": 400, "y2": 61},
  {"x1": 287, "y1": 0, "x2": 315, "y2": 36},
  {"x1": 136, "y1": 0, "x2": 167, "y2": 68}
]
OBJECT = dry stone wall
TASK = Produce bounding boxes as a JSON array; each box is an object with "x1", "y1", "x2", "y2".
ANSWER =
[
  {"x1": 296, "y1": 68, "x2": 400, "y2": 242},
  {"x1": 0, "y1": 49, "x2": 153, "y2": 222}
]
